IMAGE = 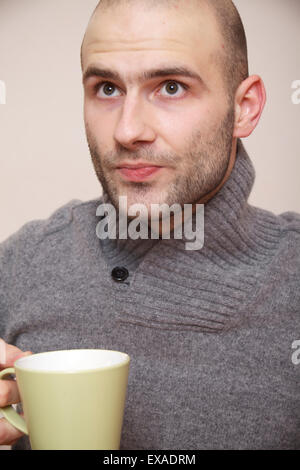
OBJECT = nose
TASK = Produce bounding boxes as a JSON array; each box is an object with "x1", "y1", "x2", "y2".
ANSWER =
[{"x1": 113, "y1": 92, "x2": 156, "y2": 150}]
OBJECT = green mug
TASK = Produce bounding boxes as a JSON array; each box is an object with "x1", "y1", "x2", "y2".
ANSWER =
[{"x1": 0, "y1": 349, "x2": 130, "y2": 450}]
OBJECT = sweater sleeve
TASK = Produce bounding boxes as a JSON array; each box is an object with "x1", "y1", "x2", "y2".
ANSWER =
[
  {"x1": 0, "y1": 231, "x2": 19, "y2": 340},
  {"x1": 0, "y1": 199, "x2": 82, "y2": 341},
  {"x1": 0, "y1": 221, "x2": 43, "y2": 340}
]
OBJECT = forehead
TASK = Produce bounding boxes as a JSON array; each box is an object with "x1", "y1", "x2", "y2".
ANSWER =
[{"x1": 81, "y1": 2, "x2": 223, "y2": 82}]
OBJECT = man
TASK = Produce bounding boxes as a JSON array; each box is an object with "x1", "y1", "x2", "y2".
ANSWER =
[{"x1": 0, "y1": 0, "x2": 299, "y2": 449}]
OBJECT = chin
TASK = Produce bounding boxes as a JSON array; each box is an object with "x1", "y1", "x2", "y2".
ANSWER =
[{"x1": 129, "y1": 191, "x2": 167, "y2": 208}]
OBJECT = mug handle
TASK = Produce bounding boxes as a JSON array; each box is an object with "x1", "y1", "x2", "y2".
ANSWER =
[{"x1": 0, "y1": 368, "x2": 28, "y2": 435}]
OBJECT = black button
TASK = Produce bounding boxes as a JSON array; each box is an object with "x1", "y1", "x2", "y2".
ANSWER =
[{"x1": 111, "y1": 266, "x2": 129, "y2": 282}]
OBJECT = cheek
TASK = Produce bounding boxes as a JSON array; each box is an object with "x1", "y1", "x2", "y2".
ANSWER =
[
  {"x1": 84, "y1": 102, "x2": 113, "y2": 143},
  {"x1": 157, "y1": 101, "x2": 217, "y2": 146},
  {"x1": 157, "y1": 114, "x2": 198, "y2": 152},
  {"x1": 84, "y1": 100, "x2": 100, "y2": 126}
]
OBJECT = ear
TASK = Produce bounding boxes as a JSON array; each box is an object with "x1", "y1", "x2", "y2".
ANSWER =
[{"x1": 233, "y1": 75, "x2": 266, "y2": 138}]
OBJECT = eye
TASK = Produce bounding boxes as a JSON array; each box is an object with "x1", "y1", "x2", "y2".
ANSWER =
[
  {"x1": 96, "y1": 82, "x2": 121, "y2": 98},
  {"x1": 159, "y1": 80, "x2": 188, "y2": 98},
  {"x1": 94, "y1": 80, "x2": 188, "y2": 99}
]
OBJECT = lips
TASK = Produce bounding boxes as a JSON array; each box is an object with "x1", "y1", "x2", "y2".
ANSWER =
[{"x1": 116, "y1": 163, "x2": 163, "y2": 182}]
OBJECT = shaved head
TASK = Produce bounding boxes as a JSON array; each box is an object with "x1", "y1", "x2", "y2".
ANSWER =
[{"x1": 81, "y1": 0, "x2": 248, "y2": 100}]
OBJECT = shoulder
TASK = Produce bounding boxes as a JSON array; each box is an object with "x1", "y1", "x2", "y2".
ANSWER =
[
  {"x1": 278, "y1": 211, "x2": 300, "y2": 236},
  {"x1": 277, "y1": 211, "x2": 300, "y2": 254},
  {"x1": 0, "y1": 198, "x2": 100, "y2": 265},
  {"x1": 1, "y1": 199, "x2": 81, "y2": 250},
  {"x1": 276, "y1": 211, "x2": 300, "y2": 264}
]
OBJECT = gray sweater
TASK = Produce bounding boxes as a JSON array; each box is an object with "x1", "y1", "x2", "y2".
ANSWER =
[{"x1": 1, "y1": 139, "x2": 300, "y2": 450}]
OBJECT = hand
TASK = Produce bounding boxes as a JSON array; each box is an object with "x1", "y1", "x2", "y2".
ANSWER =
[{"x1": 0, "y1": 339, "x2": 32, "y2": 445}]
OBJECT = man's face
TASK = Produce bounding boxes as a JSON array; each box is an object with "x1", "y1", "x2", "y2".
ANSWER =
[{"x1": 82, "y1": 1, "x2": 236, "y2": 214}]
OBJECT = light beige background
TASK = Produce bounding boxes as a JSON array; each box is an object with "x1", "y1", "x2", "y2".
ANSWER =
[{"x1": 0, "y1": 0, "x2": 300, "y2": 243}]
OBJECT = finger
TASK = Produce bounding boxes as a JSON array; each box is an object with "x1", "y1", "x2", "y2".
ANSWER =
[
  {"x1": 0, "y1": 339, "x2": 32, "y2": 368},
  {"x1": 0, "y1": 339, "x2": 7, "y2": 366},
  {"x1": 0, "y1": 418, "x2": 24, "y2": 446},
  {"x1": 0, "y1": 378, "x2": 22, "y2": 407}
]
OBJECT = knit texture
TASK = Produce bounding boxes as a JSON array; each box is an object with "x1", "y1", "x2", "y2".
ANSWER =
[{"x1": 1, "y1": 139, "x2": 300, "y2": 449}]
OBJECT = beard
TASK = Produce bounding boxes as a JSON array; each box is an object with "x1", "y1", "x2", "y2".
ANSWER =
[{"x1": 85, "y1": 104, "x2": 236, "y2": 212}]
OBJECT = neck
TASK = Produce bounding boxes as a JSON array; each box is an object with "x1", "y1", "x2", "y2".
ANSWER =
[{"x1": 159, "y1": 138, "x2": 238, "y2": 236}]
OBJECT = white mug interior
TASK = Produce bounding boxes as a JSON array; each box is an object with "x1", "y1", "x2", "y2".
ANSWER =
[{"x1": 14, "y1": 349, "x2": 129, "y2": 373}]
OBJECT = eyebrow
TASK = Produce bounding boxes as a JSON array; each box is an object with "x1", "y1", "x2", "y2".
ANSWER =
[{"x1": 82, "y1": 64, "x2": 204, "y2": 86}]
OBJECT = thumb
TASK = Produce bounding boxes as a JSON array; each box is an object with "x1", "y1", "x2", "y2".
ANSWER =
[
  {"x1": 0, "y1": 338, "x2": 33, "y2": 368},
  {"x1": 12, "y1": 351, "x2": 33, "y2": 362}
]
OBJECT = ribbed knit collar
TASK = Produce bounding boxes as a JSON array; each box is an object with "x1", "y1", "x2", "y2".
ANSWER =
[
  {"x1": 204, "y1": 138, "x2": 255, "y2": 239},
  {"x1": 99, "y1": 138, "x2": 276, "y2": 260},
  {"x1": 200, "y1": 139, "x2": 279, "y2": 262}
]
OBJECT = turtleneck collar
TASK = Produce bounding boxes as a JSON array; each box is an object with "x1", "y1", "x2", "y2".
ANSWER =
[
  {"x1": 205, "y1": 138, "x2": 255, "y2": 227},
  {"x1": 97, "y1": 138, "x2": 280, "y2": 264},
  {"x1": 201, "y1": 138, "x2": 257, "y2": 251}
]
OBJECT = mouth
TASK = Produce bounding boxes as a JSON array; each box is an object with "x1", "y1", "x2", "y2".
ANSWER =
[{"x1": 116, "y1": 162, "x2": 164, "y2": 182}]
